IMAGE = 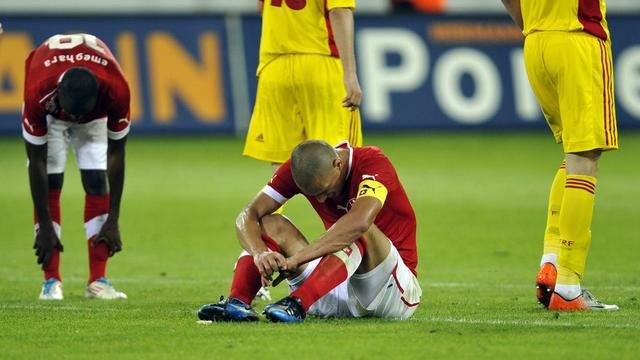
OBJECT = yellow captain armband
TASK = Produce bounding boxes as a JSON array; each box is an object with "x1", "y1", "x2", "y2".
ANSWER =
[{"x1": 356, "y1": 179, "x2": 388, "y2": 205}]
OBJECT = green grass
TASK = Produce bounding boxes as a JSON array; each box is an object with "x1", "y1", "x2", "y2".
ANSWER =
[{"x1": 1, "y1": 132, "x2": 639, "y2": 359}]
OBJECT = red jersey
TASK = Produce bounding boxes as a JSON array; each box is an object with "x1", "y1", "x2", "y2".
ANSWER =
[
  {"x1": 22, "y1": 34, "x2": 130, "y2": 145},
  {"x1": 264, "y1": 141, "x2": 419, "y2": 275}
]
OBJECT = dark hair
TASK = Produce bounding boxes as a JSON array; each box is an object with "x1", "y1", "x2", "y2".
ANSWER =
[
  {"x1": 57, "y1": 67, "x2": 98, "y2": 117},
  {"x1": 291, "y1": 140, "x2": 338, "y2": 192}
]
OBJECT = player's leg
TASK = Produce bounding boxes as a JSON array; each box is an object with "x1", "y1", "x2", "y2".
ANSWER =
[
  {"x1": 72, "y1": 119, "x2": 126, "y2": 299},
  {"x1": 79, "y1": 169, "x2": 109, "y2": 284},
  {"x1": 229, "y1": 214, "x2": 310, "y2": 303},
  {"x1": 541, "y1": 33, "x2": 618, "y2": 310},
  {"x1": 524, "y1": 32, "x2": 573, "y2": 306},
  {"x1": 37, "y1": 119, "x2": 69, "y2": 300},
  {"x1": 269, "y1": 225, "x2": 394, "y2": 321},
  {"x1": 536, "y1": 160, "x2": 565, "y2": 306},
  {"x1": 198, "y1": 214, "x2": 311, "y2": 321},
  {"x1": 349, "y1": 240, "x2": 422, "y2": 320},
  {"x1": 294, "y1": 54, "x2": 362, "y2": 147}
]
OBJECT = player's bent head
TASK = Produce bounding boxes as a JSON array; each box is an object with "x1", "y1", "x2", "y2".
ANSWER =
[
  {"x1": 291, "y1": 140, "x2": 340, "y2": 194},
  {"x1": 57, "y1": 66, "x2": 98, "y2": 119}
]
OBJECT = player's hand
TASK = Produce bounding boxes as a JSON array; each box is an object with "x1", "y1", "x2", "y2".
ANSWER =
[
  {"x1": 253, "y1": 251, "x2": 286, "y2": 287},
  {"x1": 93, "y1": 218, "x2": 122, "y2": 257},
  {"x1": 271, "y1": 257, "x2": 301, "y2": 287},
  {"x1": 342, "y1": 72, "x2": 362, "y2": 111},
  {"x1": 33, "y1": 224, "x2": 63, "y2": 269}
]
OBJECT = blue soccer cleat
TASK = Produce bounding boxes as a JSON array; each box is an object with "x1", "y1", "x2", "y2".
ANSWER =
[
  {"x1": 263, "y1": 296, "x2": 306, "y2": 323},
  {"x1": 198, "y1": 296, "x2": 259, "y2": 322}
]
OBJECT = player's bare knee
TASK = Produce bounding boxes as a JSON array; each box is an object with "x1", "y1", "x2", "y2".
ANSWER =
[
  {"x1": 260, "y1": 214, "x2": 308, "y2": 256},
  {"x1": 565, "y1": 150, "x2": 602, "y2": 177},
  {"x1": 80, "y1": 170, "x2": 107, "y2": 195}
]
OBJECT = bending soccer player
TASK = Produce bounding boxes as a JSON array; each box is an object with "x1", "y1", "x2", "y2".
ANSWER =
[
  {"x1": 199, "y1": 140, "x2": 421, "y2": 322},
  {"x1": 23, "y1": 34, "x2": 130, "y2": 300},
  {"x1": 501, "y1": 0, "x2": 618, "y2": 310}
]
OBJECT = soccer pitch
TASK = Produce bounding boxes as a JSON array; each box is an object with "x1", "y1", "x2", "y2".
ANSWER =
[{"x1": 1, "y1": 132, "x2": 639, "y2": 359}]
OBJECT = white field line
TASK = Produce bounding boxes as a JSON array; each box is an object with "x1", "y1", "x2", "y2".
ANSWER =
[
  {"x1": 5, "y1": 278, "x2": 640, "y2": 291},
  {"x1": 422, "y1": 317, "x2": 640, "y2": 330},
  {"x1": 0, "y1": 304, "x2": 137, "y2": 312}
]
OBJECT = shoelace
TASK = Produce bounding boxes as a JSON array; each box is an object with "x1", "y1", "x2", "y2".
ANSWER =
[{"x1": 582, "y1": 290, "x2": 604, "y2": 307}]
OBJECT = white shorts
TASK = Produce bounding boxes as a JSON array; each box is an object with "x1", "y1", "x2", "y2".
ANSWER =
[
  {"x1": 288, "y1": 242, "x2": 422, "y2": 320},
  {"x1": 45, "y1": 115, "x2": 108, "y2": 174}
]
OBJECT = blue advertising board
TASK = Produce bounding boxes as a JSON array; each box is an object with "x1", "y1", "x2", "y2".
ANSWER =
[{"x1": 0, "y1": 14, "x2": 639, "y2": 135}]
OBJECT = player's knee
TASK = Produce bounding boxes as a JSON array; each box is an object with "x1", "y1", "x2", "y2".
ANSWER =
[
  {"x1": 259, "y1": 214, "x2": 293, "y2": 242},
  {"x1": 81, "y1": 170, "x2": 107, "y2": 195},
  {"x1": 565, "y1": 150, "x2": 601, "y2": 177}
]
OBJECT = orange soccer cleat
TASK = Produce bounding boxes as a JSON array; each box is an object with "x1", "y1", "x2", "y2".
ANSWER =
[
  {"x1": 548, "y1": 290, "x2": 619, "y2": 311},
  {"x1": 536, "y1": 262, "x2": 557, "y2": 307}
]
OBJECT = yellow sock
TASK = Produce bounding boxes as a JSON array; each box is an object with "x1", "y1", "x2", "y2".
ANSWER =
[
  {"x1": 542, "y1": 161, "x2": 566, "y2": 258},
  {"x1": 557, "y1": 175, "x2": 597, "y2": 285}
]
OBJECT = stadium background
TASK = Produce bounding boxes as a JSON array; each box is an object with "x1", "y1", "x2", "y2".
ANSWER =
[
  {"x1": 2, "y1": 1, "x2": 640, "y2": 359},
  {"x1": 1, "y1": 0, "x2": 639, "y2": 134}
]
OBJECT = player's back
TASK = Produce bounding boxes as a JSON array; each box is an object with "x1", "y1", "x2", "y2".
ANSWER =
[
  {"x1": 258, "y1": 0, "x2": 354, "y2": 74},
  {"x1": 23, "y1": 34, "x2": 130, "y2": 134},
  {"x1": 521, "y1": 0, "x2": 609, "y2": 40}
]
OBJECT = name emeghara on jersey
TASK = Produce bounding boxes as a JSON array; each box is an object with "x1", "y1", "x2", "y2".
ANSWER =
[
  {"x1": 22, "y1": 34, "x2": 131, "y2": 145},
  {"x1": 264, "y1": 141, "x2": 419, "y2": 275}
]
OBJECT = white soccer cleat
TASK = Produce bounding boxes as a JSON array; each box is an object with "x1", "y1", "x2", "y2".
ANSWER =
[
  {"x1": 39, "y1": 278, "x2": 64, "y2": 300},
  {"x1": 85, "y1": 277, "x2": 127, "y2": 300},
  {"x1": 256, "y1": 286, "x2": 272, "y2": 301}
]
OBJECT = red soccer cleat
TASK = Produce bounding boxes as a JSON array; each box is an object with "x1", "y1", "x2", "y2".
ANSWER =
[{"x1": 536, "y1": 262, "x2": 557, "y2": 307}]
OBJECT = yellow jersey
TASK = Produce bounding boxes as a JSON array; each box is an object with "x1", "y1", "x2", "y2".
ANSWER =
[
  {"x1": 522, "y1": 0, "x2": 609, "y2": 40},
  {"x1": 257, "y1": 0, "x2": 356, "y2": 75}
]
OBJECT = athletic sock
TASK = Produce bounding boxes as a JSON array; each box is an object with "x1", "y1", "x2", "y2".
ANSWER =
[
  {"x1": 556, "y1": 175, "x2": 597, "y2": 292},
  {"x1": 291, "y1": 240, "x2": 364, "y2": 311},
  {"x1": 229, "y1": 234, "x2": 281, "y2": 305},
  {"x1": 85, "y1": 194, "x2": 110, "y2": 283},
  {"x1": 541, "y1": 161, "x2": 566, "y2": 267},
  {"x1": 36, "y1": 189, "x2": 62, "y2": 281}
]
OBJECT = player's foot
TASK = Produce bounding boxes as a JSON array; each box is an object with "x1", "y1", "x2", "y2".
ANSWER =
[
  {"x1": 263, "y1": 296, "x2": 306, "y2": 323},
  {"x1": 536, "y1": 262, "x2": 557, "y2": 307},
  {"x1": 197, "y1": 296, "x2": 260, "y2": 322},
  {"x1": 256, "y1": 286, "x2": 272, "y2": 301},
  {"x1": 39, "y1": 278, "x2": 63, "y2": 300},
  {"x1": 548, "y1": 289, "x2": 619, "y2": 311},
  {"x1": 85, "y1": 277, "x2": 127, "y2": 300}
]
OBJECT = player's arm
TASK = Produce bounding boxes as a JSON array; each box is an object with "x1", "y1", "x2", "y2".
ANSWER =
[
  {"x1": 287, "y1": 196, "x2": 381, "y2": 269},
  {"x1": 258, "y1": 0, "x2": 264, "y2": 15},
  {"x1": 236, "y1": 192, "x2": 286, "y2": 284},
  {"x1": 501, "y1": 0, "x2": 523, "y2": 30},
  {"x1": 286, "y1": 185, "x2": 385, "y2": 270},
  {"x1": 25, "y1": 141, "x2": 63, "y2": 268},
  {"x1": 93, "y1": 136, "x2": 126, "y2": 256},
  {"x1": 329, "y1": 7, "x2": 362, "y2": 110}
]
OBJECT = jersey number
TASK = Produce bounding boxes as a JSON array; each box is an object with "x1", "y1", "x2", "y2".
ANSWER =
[
  {"x1": 47, "y1": 34, "x2": 106, "y2": 55},
  {"x1": 271, "y1": 0, "x2": 306, "y2": 10}
]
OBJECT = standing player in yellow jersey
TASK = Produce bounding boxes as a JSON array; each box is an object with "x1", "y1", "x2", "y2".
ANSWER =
[
  {"x1": 501, "y1": 0, "x2": 618, "y2": 311},
  {"x1": 243, "y1": 0, "x2": 363, "y2": 171}
]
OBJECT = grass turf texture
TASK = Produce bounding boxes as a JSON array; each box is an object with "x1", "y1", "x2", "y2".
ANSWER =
[{"x1": 1, "y1": 132, "x2": 639, "y2": 359}]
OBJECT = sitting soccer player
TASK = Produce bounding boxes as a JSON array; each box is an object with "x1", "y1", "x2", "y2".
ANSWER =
[{"x1": 198, "y1": 140, "x2": 421, "y2": 322}]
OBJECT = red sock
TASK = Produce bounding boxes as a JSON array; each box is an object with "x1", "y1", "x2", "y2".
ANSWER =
[
  {"x1": 85, "y1": 194, "x2": 110, "y2": 283},
  {"x1": 291, "y1": 240, "x2": 365, "y2": 311},
  {"x1": 35, "y1": 190, "x2": 62, "y2": 281},
  {"x1": 229, "y1": 233, "x2": 281, "y2": 304}
]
